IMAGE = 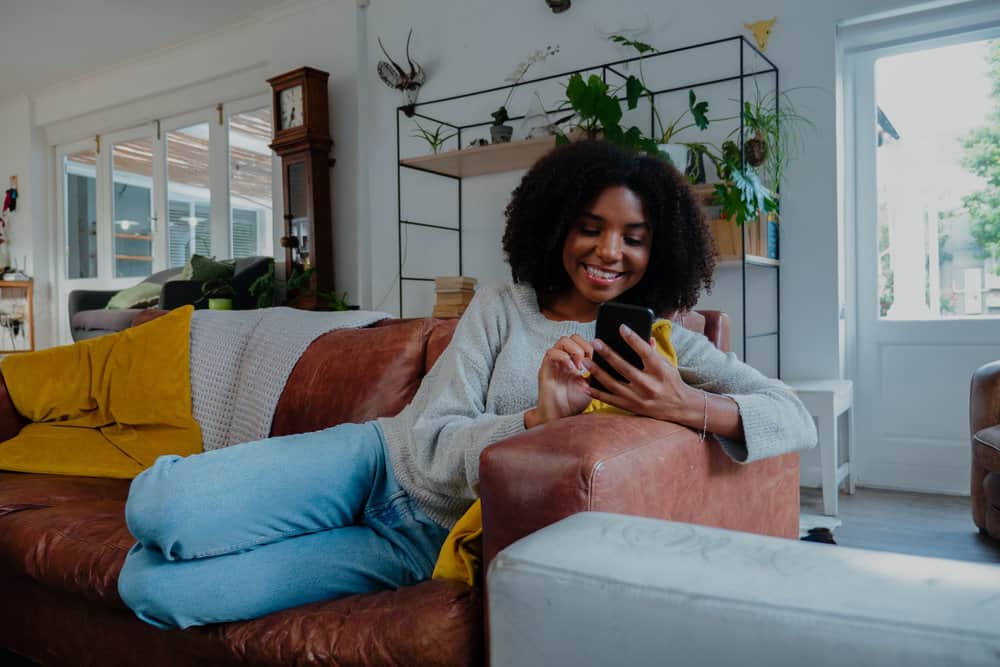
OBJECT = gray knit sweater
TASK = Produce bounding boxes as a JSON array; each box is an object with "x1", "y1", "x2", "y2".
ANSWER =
[{"x1": 378, "y1": 282, "x2": 817, "y2": 528}]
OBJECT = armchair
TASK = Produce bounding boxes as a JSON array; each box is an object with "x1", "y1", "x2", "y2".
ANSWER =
[{"x1": 970, "y1": 361, "x2": 1000, "y2": 540}]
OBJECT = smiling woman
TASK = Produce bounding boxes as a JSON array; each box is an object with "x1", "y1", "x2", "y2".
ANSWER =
[{"x1": 502, "y1": 140, "x2": 716, "y2": 319}]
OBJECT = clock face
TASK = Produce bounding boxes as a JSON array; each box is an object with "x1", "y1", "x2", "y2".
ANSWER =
[{"x1": 279, "y1": 85, "x2": 304, "y2": 130}]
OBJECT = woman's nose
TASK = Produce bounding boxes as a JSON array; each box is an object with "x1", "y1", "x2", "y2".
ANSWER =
[{"x1": 596, "y1": 233, "x2": 622, "y2": 262}]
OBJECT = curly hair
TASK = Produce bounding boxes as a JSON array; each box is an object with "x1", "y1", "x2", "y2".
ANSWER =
[{"x1": 502, "y1": 140, "x2": 716, "y2": 315}]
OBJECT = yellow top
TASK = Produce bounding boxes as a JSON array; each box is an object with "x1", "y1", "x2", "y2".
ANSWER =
[
  {"x1": 0, "y1": 306, "x2": 202, "y2": 478},
  {"x1": 431, "y1": 320, "x2": 676, "y2": 586}
]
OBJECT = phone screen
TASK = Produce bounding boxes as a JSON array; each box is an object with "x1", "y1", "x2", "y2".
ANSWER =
[{"x1": 590, "y1": 302, "x2": 655, "y2": 392}]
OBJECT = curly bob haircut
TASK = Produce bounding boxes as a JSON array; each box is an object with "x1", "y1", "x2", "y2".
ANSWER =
[{"x1": 502, "y1": 140, "x2": 716, "y2": 315}]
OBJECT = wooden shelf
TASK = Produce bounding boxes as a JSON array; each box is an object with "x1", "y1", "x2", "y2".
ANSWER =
[
  {"x1": 0, "y1": 280, "x2": 32, "y2": 288},
  {"x1": 115, "y1": 255, "x2": 153, "y2": 262},
  {"x1": 115, "y1": 232, "x2": 153, "y2": 241},
  {"x1": 400, "y1": 135, "x2": 557, "y2": 178},
  {"x1": 717, "y1": 254, "x2": 779, "y2": 268}
]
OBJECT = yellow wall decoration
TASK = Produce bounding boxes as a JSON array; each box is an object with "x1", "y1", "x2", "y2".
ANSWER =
[{"x1": 745, "y1": 17, "x2": 777, "y2": 51}]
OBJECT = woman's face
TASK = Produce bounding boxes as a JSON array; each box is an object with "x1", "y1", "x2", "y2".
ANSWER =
[{"x1": 553, "y1": 185, "x2": 652, "y2": 320}]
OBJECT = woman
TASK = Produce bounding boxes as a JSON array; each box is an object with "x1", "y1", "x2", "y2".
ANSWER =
[{"x1": 118, "y1": 140, "x2": 816, "y2": 629}]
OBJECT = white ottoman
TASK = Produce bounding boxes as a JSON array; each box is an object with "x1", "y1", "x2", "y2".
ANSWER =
[{"x1": 488, "y1": 512, "x2": 1000, "y2": 667}]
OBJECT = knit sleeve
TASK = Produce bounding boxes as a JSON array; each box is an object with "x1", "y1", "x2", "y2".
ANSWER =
[
  {"x1": 399, "y1": 286, "x2": 528, "y2": 500},
  {"x1": 673, "y1": 326, "x2": 817, "y2": 463}
]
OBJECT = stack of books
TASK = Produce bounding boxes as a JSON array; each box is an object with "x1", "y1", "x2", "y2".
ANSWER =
[{"x1": 432, "y1": 276, "x2": 477, "y2": 318}]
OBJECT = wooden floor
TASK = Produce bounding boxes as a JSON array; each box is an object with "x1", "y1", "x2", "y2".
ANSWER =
[{"x1": 800, "y1": 487, "x2": 1000, "y2": 564}]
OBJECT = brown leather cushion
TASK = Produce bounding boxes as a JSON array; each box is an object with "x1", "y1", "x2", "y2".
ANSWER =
[
  {"x1": 0, "y1": 472, "x2": 131, "y2": 507},
  {"x1": 426, "y1": 319, "x2": 459, "y2": 372},
  {"x1": 215, "y1": 579, "x2": 482, "y2": 667},
  {"x1": 0, "y1": 500, "x2": 133, "y2": 606},
  {"x1": 271, "y1": 319, "x2": 435, "y2": 436}
]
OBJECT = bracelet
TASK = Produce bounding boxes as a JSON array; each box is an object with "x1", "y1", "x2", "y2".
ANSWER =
[{"x1": 699, "y1": 390, "x2": 709, "y2": 441}]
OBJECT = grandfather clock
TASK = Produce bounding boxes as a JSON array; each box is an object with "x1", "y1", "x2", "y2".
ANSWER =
[{"x1": 267, "y1": 66, "x2": 335, "y2": 304}]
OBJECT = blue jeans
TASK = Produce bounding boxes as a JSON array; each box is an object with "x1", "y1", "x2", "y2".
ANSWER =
[{"x1": 117, "y1": 421, "x2": 449, "y2": 629}]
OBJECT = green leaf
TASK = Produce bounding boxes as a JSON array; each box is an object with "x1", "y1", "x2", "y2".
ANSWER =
[
  {"x1": 626, "y1": 76, "x2": 644, "y2": 110},
  {"x1": 691, "y1": 101, "x2": 710, "y2": 130},
  {"x1": 595, "y1": 92, "x2": 623, "y2": 129}
]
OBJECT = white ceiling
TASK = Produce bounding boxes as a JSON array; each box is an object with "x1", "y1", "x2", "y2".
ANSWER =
[{"x1": 0, "y1": 0, "x2": 292, "y2": 104}]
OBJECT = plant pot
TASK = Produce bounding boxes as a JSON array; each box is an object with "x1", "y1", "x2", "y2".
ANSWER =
[
  {"x1": 208, "y1": 298, "x2": 233, "y2": 311},
  {"x1": 490, "y1": 124, "x2": 513, "y2": 144}
]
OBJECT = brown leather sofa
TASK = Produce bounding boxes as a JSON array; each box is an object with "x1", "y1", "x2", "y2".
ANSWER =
[
  {"x1": 970, "y1": 361, "x2": 1000, "y2": 540},
  {"x1": 0, "y1": 310, "x2": 799, "y2": 667}
]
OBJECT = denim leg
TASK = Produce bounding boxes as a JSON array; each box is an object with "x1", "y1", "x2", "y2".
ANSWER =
[
  {"x1": 118, "y1": 423, "x2": 450, "y2": 629},
  {"x1": 123, "y1": 421, "x2": 386, "y2": 560}
]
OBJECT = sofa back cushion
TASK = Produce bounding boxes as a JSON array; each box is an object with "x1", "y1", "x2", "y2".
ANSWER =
[{"x1": 270, "y1": 318, "x2": 435, "y2": 436}]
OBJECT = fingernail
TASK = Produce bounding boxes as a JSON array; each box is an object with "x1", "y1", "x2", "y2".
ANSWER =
[
  {"x1": 581, "y1": 359, "x2": 592, "y2": 371},
  {"x1": 592, "y1": 339, "x2": 604, "y2": 352},
  {"x1": 620, "y1": 324, "x2": 634, "y2": 337}
]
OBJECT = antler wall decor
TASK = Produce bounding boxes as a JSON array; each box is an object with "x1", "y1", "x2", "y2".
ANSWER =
[{"x1": 376, "y1": 29, "x2": 426, "y2": 116}]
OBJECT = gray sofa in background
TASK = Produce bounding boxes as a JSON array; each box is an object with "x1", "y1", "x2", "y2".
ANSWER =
[{"x1": 69, "y1": 256, "x2": 272, "y2": 341}]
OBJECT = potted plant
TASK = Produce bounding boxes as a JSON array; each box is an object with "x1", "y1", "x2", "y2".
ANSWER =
[
  {"x1": 732, "y1": 84, "x2": 815, "y2": 191},
  {"x1": 250, "y1": 264, "x2": 355, "y2": 311},
  {"x1": 555, "y1": 72, "x2": 659, "y2": 155},
  {"x1": 411, "y1": 121, "x2": 457, "y2": 154},
  {"x1": 608, "y1": 35, "x2": 711, "y2": 175},
  {"x1": 491, "y1": 45, "x2": 559, "y2": 144},
  {"x1": 201, "y1": 277, "x2": 235, "y2": 310}
]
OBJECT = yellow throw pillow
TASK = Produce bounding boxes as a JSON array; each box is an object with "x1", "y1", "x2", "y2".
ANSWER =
[{"x1": 0, "y1": 306, "x2": 201, "y2": 478}]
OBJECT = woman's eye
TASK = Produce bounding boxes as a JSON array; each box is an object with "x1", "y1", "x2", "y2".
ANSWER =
[
  {"x1": 579, "y1": 228, "x2": 600, "y2": 236},
  {"x1": 625, "y1": 237, "x2": 643, "y2": 246}
]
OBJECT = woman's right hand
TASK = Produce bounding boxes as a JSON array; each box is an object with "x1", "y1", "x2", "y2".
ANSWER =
[{"x1": 526, "y1": 335, "x2": 594, "y2": 428}]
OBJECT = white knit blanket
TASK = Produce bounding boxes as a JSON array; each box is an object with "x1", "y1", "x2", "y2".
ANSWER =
[{"x1": 189, "y1": 307, "x2": 392, "y2": 451}]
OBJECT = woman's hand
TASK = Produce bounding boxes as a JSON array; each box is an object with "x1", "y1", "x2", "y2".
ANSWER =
[
  {"x1": 584, "y1": 324, "x2": 701, "y2": 424},
  {"x1": 526, "y1": 334, "x2": 594, "y2": 428}
]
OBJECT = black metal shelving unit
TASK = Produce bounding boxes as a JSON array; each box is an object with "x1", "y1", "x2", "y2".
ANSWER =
[{"x1": 395, "y1": 35, "x2": 781, "y2": 375}]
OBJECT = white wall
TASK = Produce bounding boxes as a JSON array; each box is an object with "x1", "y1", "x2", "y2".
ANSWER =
[{"x1": 0, "y1": 95, "x2": 52, "y2": 349}]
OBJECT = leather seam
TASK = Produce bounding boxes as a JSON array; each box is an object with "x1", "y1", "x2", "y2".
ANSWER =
[{"x1": 588, "y1": 431, "x2": 689, "y2": 508}]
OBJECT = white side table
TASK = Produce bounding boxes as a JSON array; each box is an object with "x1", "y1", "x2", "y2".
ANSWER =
[{"x1": 786, "y1": 379, "x2": 854, "y2": 516}]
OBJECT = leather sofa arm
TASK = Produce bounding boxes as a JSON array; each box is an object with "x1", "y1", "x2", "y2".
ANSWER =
[
  {"x1": 0, "y1": 372, "x2": 27, "y2": 443},
  {"x1": 479, "y1": 413, "x2": 799, "y2": 569},
  {"x1": 160, "y1": 281, "x2": 205, "y2": 310},
  {"x1": 970, "y1": 361, "x2": 1000, "y2": 436}
]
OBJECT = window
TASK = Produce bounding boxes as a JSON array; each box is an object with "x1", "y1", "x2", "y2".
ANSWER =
[
  {"x1": 876, "y1": 38, "x2": 1000, "y2": 319},
  {"x1": 111, "y1": 138, "x2": 154, "y2": 278},
  {"x1": 64, "y1": 149, "x2": 97, "y2": 279},
  {"x1": 57, "y1": 94, "x2": 274, "y2": 320},
  {"x1": 229, "y1": 107, "x2": 273, "y2": 258},
  {"x1": 166, "y1": 123, "x2": 212, "y2": 268}
]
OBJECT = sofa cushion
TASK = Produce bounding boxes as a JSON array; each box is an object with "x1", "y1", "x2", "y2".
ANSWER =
[
  {"x1": 215, "y1": 579, "x2": 482, "y2": 667},
  {"x1": 0, "y1": 500, "x2": 133, "y2": 606},
  {"x1": 106, "y1": 282, "x2": 162, "y2": 310},
  {"x1": 0, "y1": 472, "x2": 130, "y2": 506},
  {"x1": 271, "y1": 318, "x2": 433, "y2": 436},
  {"x1": 72, "y1": 308, "x2": 144, "y2": 332}
]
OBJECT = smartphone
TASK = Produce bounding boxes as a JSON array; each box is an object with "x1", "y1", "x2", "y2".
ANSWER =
[{"x1": 590, "y1": 302, "x2": 655, "y2": 392}]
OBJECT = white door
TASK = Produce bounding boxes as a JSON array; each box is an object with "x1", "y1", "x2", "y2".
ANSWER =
[{"x1": 849, "y1": 19, "x2": 1000, "y2": 494}]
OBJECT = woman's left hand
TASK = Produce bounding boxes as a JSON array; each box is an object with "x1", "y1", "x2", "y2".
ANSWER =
[{"x1": 584, "y1": 324, "x2": 698, "y2": 422}]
